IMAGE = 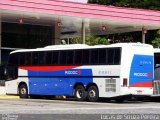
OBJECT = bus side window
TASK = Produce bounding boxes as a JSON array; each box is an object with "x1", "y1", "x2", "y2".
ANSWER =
[
  {"x1": 25, "y1": 53, "x2": 32, "y2": 65},
  {"x1": 39, "y1": 52, "x2": 46, "y2": 65},
  {"x1": 52, "y1": 51, "x2": 59, "y2": 65},
  {"x1": 99, "y1": 49, "x2": 106, "y2": 64},
  {"x1": 67, "y1": 50, "x2": 74, "y2": 65},
  {"x1": 107, "y1": 49, "x2": 114, "y2": 65},
  {"x1": 90, "y1": 49, "x2": 98, "y2": 64},
  {"x1": 19, "y1": 53, "x2": 25, "y2": 66},
  {"x1": 82, "y1": 50, "x2": 89, "y2": 65},
  {"x1": 32, "y1": 52, "x2": 39, "y2": 65},
  {"x1": 114, "y1": 48, "x2": 121, "y2": 65},
  {"x1": 8, "y1": 53, "x2": 19, "y2": 66},
  {"x1": 60, "y1": 51, "x2": 67, "y2": 65},
  {"x1": 75, "y1": 50, "x2": 82, "y2": 65},
  {"x1": 46, "y1": 51, "x2": 52, "y2": 65}
]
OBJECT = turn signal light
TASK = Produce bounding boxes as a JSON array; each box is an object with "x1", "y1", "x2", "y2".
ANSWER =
[{"x1": 123, "y1": 78, "x2": 128, "y2": 87}]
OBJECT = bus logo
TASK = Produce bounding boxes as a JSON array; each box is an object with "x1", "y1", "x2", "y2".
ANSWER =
[
  {"x1": 147, "y1": 72, "x2": 151, "y2": 78},
  {"x1": 65, "y1": 70, "x2": 81, "y2": 75},
  {"x1": 134, "y1": 72, "x2": 151, "y2": 78}
]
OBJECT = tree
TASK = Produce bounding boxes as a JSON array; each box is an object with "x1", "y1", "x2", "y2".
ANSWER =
[
  {"x1": 152, "y1": 31, "x2": 160, "y2": 48},
  {"x1": 70, "y1": 35, "x2": 110, "y2": 45},
  {"x1": 88, "y1": 0, "x2": 160, "y2": 10}
]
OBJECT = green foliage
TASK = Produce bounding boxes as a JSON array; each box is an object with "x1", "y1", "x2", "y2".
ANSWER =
[
  {"x1": 70, "y1": 35, "x2": 110, "y2": 45},
  {"x1": 88, "y1": 0, "x2": 160, "y2": 10},
  {"x1": 152, "y1": 37, "x2": 160, "y2": 48},
  {"x1": 152, "y1": 32, "x2": 160, "y2": 48}
]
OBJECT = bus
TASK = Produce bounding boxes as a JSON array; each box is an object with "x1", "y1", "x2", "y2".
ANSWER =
[
  {"x1": 5, "y1": 43, "x2": 154, "y2": 102},
  {"x1": 0, "y1": 47, "x2": 20, "y2": 86},
  {"x1": 153, "y1": 48, "x2": 160, "y2": 96}
]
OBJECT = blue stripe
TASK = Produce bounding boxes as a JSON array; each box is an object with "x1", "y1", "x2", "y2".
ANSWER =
[{"x1": 28, "y1": 69, "x2": 93, "y2": 95}]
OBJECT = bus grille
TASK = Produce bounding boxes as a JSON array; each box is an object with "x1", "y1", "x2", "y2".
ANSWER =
[
  {"x1": 153, "y1": 80, "x2": 160, "y2": 95},
  {"x1": 105, "y1": 79, "x2": 116, "y2": 92}
]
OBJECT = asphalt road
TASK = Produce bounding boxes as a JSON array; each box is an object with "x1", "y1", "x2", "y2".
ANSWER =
[{"x1": 0, "y1": 98, "x2": 160, "y2": 120}]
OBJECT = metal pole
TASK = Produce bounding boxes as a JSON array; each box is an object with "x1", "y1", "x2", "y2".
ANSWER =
[
  {"x1": 82, "y1": 21, "x2": 85, "y2": 44},
  {"x1": 142, "y1": 27, "x2": 146, "y2": 43},
  {"x1": 68, "y1": 38, "x2": 70, "y2": 44}
]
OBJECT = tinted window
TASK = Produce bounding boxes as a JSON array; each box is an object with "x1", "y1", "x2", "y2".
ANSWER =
[
  {"x1": 99, "y1": 49, "x2": 106, "y2": 64},
  {"x1": 8, "y1": 53, "x2": 19, "y2": 66},
  {"x1": 19, "y1": 53, "x2": 25, "y2": 66},
  {"x1": 60, "y1": 51, "x2": 67, "y2": 65},
  {"x1": 107, "y1": 49, "x2": 114, "y2": 65},
  {"x1": 39, "y1": 52, "x2": 46, "y2": 65},
  {"x1": 90, "y1": 49, "x2": 98, "y2": 64},
  {"x1": 32, "y1": 52, "x2": 39, "y2": 65},
  {"x1": 52, "y1": 51, "x2": 59, "y2": 65},
  {"x1": 67, "y1": 51, "x2": 74, "y2": 65},
  {"x1": 10, "y1": 48, "x2": 121, "y2": 66},
  {"x1": 46, "y1": 51, "x2": 52, "y2": 65},
  {"x1": 25, "y1": 52, "x2": 31, "y2": 65},
  {"x1": 82, "y1": 50, "x2": 90, "y2": 65},
  {"x1": 114, "y1": 48, "x2": 121, "y2": 64},
  {"x1": 106, "y1": 48, "x2": 121, "y2": 65},
  {"x1": 75, "y1": 50, "x2": 82, "y2": 65}
]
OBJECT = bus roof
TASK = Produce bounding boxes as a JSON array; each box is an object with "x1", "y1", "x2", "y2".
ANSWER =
[
  {"x1": 10, "y1": 43, "x2": 152, "y2": 54},
  {"x1": 154, "y1": 48, "x2": 160, "y2": 53}
]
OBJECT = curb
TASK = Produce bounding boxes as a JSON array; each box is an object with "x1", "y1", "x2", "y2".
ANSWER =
[
  {"x1": 0, "y1": 95, "x2": 66, "y2": 99},
  {"x1": 0, "y1": 95, "x2": 20, "y2": 99},
  {"x1": 55, "y1": 96, "x2": 67, "y2": 99}
]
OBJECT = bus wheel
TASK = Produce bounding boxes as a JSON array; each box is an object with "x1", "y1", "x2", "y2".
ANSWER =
[
  {"x1": 74, "y1": 85, "x2": 86, "y2": 101},
  {"x1": 87, "y1": 86, "x2": 99, "y2": 102},
  {"x1": 19, "y1": 84, "x2": 28, "y2": 98}
]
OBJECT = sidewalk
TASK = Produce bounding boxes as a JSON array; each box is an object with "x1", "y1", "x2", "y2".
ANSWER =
[
  {"x1": 0, "y1": 86, "x2": 19, "y2": 99},
  {"x1": 0, "y1": 86, "x2": 65, "y2": 99},
  {"x1": 0, "y1": 86, "x2": 6, "y2": 95}
]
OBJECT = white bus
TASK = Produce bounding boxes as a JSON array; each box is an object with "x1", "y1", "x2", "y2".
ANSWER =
[{"x1": 5, "y1": 43, "x2": 153, "y2": 102}]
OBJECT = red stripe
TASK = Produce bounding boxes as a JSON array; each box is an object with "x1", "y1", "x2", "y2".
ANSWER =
[
  {"x1": 19, "y1": 66, "x2": 79, "y2": 72},
  {"x1": 129, "y1": 82, "x2": 152, "y2": 87}
]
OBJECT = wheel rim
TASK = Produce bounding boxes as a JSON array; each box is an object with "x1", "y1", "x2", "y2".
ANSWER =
[
  {"x1": 76, "y1": 89, "x2": 83, "y2": 98},
  {"x1": 20, "y1": 88, "x2": 26, "y2": 95},
  {"x1": 89, "y1": 90, "x2": 96, "y2": 98}
]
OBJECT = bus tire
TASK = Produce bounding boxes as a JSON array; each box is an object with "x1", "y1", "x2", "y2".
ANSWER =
[
  {"x1": 74, "y1": 85, "x2": 86, "y2": 101},
  {"x1": 87, "y1": 86, "x2": 99, "y2": 102},
  {"x1": 19, "y1": 84, "x2": 28, "y2": 98}
]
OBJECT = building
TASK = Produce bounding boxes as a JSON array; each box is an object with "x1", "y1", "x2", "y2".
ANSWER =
[{"x1": 0, "y1": 0, "x2": 160, "y2": 64}]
